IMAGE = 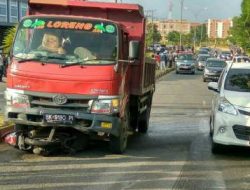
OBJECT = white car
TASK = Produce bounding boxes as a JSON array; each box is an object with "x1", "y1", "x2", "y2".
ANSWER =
[{"x1": 208, "y1": 62, "x2": 250, "y2": 153}]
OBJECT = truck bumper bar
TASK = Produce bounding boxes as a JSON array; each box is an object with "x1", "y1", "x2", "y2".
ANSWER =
[{"x1": 5, "y1": 107, "x2": 121, "y2": 137}]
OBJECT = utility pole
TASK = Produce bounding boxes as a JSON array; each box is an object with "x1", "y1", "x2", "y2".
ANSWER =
[
  {"x1": 179, "y1": 0, "x2": 184, "y2": 48},
  {"x1": 145, "y1": 9, "x2": 156, "y2": 43}
]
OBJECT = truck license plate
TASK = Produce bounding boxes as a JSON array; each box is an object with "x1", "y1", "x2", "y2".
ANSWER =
[{"x1": 44, "y1": 114, "x2": 74, "y2": 124}]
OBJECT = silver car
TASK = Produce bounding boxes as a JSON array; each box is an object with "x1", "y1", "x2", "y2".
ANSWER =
[
  {"x1": 203, "y1": 58, "x2": 226, "y2": 82},
  {"x1": 196, "y1": 54, "x2": 210, "y2": 71},
  {"x1": 175, "y1": 53, "x2": 196, "y2": 74}
]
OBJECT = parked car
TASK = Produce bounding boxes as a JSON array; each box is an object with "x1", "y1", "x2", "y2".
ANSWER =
[
  {"x1": 198, "y1": 50, "x2": 209, "y2": 55},
  {"x1": 208, "y1": 62, "x2": 250, "y2": 153},
  {"x1": 218, "y1": 51, "x2": 232, "y2": 61},
  {"x1": 175, "y1": 53, "x2": 196, "y2": 74},
  {"x1": 203, "y1": 58, "x2": 226, "y2": 82},
  {"x1": 196, "y1": 54, "x2": 211, "y2": 71}
]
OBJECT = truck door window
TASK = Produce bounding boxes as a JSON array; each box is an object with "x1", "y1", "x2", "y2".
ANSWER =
[{"x1": 123, "y1": 32, "x2": 129, "y2": 59}]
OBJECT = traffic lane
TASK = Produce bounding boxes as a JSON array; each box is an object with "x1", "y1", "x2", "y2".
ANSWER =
[
  {"x1": 154, "y1": 71, "x2": 250, "y2": 190},
  {"x1": 2, "y1": 115, "x2": 249, "y2": 190},
  {"x1": 0, "y1": 116, "x2": 207, "y2": 190}
]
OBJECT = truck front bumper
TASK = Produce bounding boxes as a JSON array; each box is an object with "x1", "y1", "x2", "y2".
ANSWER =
[{"x1": 5, "y1": 106, "x2": 121, "y2": 137}]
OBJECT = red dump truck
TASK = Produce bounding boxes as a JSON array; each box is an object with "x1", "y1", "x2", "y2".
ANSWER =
[{"x1": 4, "y1": 0, "x2": 155, "y2": 154}]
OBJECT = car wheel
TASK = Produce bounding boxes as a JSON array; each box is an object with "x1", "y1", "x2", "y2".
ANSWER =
[
  {"x1": 209, "y1": 116, "x2": 213, "y2": 137},
  {"x1": 203, "y1": 78, "x2": 206, "y2": 82},
  {"x1": 176, "y1": 70, "x2": 179, "y2": 74},
  {"x1": 211, "y1": 141, "x2": 223, "y2": 154}
]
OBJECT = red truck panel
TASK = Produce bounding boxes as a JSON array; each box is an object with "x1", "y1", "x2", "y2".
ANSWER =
[{"x1": 27, "y1": 0, "x2": 154, "y2": 95}]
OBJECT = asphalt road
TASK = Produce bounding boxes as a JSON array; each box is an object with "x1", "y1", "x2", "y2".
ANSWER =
[{"x1": 1, "y1": 72, "x2": 250, "y2": 190}]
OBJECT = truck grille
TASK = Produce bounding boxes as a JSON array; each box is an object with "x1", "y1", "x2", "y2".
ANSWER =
[
  {"x1": 232, "y1": 125, "x2": 250, "y2": 141},
  {"x1": 27, "y1": 93, "x2": 97, "y2": 111}
]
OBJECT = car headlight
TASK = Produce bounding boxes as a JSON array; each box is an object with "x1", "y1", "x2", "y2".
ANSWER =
[
  {"x1": 176, "y1": 62, "x2": 180, "y2": 66},
  {"x1": 204, "y1": 68, "x2": 210, "y2": 73},
  {"x1": 5, "y1": 90, "x2": 30, "y2": 108},
  {"x1": 89, "y1": 98, "x2": 119, "y2": 114},
  {"x1": 218, "y1": 97, "x2": 238, "y2": 115}
]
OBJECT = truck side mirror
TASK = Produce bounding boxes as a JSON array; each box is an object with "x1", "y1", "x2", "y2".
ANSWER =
[{"x1": 129, "y1": 41, "x2": 139, "y2": 60}]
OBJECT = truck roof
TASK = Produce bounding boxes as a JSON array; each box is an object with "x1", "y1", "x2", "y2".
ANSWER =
[
  {"x1": 28, "y1": 0, "x2": 145, "y2": 40},
  {"x1": 29, "y1": 0, "x2": 144, "y2": 17}
]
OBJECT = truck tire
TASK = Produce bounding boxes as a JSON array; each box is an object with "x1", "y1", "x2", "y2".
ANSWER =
[
  {"x1": 138, "y1": 106, "x2": 150, "y2": 133},
  {"x1": 109, "y1": 108, "x2": 129, "y2": 154}
]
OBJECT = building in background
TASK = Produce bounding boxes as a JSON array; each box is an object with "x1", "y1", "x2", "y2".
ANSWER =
[
  {"x1": 153, "y1": 19, "x2": 201, "y2": 40},
  {"x1": 207, "y1": 19, "x2": 233, "y2": 39},
  {"x1": 0, "y1": 0, "x2": 28, "y2": 47}
]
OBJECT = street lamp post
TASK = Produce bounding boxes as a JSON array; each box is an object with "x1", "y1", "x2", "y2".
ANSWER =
[{"x1": 179, "y1": 0, "x2": 184, "y2": 48}]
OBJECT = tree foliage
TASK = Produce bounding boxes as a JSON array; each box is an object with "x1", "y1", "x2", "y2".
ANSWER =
[
  {"x1": 2, "y1": 27, "x2": 16, "y2": 54},
  {"x1": 166, "y1": 31, "x2": 180, "y2": 44},
  {"x1": 229, "y1": 0, "x2": 250, "y2": 52},
  {"x1": 166, "y1": 24, "x2": 207, "y2": 46},
  {"x1": 146, "y1": 23, "x2": 161, "y2": 46}
]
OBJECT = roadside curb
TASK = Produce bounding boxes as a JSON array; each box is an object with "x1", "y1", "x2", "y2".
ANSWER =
[{"x1": 155, "y1": 68, "x2": 174, "y2": 80}]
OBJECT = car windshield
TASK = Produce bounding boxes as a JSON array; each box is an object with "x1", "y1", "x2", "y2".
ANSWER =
[
  {"x1": 225, "y1": 69, "x2": 250, "y2": 92},
  {"x1": 199, "y1": 50, "x2": 208, "y2": 54},
  {"x1": 222, "y1": 51, "x2": 231, "y2": 55},
  {"x1": 13, "y1": 17, "x2": 118, "y2": 65},
  {"x1": 178, "y1": 54, "x2": 194, "y2": 60},
  {"x1": 198, "y1": 56, "x2": 209, "y2": 61},
  {"x1": 206, "y1": 60, "x2": 226, "y2": 68}
]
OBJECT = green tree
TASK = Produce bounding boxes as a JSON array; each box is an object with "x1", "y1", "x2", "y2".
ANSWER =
[
  {"x1": 2, "y1": 27, "x2": 16, "y2": 54},
  {"x1": 229, "y1": 0, "x2": 250, "y2": 52},
  {"x1": 190, "y1": 24, "x2": 207, "y2": 46},
  {"x1": 146, "y1": 23, "x2": 161, "y2": 46},
  {"x1": 166, "y1": 31, "x2": 180, "y2": 45}
]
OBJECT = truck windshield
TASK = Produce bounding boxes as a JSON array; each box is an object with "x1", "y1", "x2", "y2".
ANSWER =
[{"x1": 13, "y1": 17, "x2": 118, "y2": 65}]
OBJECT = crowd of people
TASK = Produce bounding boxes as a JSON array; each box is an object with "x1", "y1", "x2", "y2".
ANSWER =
[{"x1": 153, "y1": 51, "x2": 175, "y2": 70}]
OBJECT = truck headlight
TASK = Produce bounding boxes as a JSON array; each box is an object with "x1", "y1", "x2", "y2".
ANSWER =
[
  {"x1": 89, "y1": 98, "x2": 119, "y2": 114},
  {"x1": 218, "y1": 97, "x2": 238, "y2": 115},
  {"x1": 5, "y1": 90, "x2": 30, "y2": 108}
]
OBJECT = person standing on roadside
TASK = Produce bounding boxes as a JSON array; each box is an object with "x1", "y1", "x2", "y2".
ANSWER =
[
  {"x1": 159, "y1": 52, "x2": 166, "y2": 70},
  {"x1": 168, "y1": 51, "x2": 174, "y2": 68},
  {"x1": 155, "y1": 52, "x2": 160, "y2": 70}
]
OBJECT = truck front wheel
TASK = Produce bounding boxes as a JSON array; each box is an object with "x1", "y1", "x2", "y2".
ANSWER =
[{"x1": 109, "y1": 108, "x2": 129, "y2": 154}]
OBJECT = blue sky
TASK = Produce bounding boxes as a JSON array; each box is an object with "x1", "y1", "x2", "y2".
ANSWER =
[{"x1": 90, "y1": 0, "x2": 242, "y2": 22}]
